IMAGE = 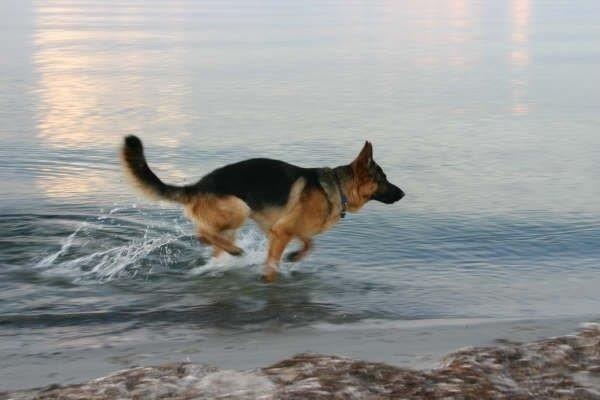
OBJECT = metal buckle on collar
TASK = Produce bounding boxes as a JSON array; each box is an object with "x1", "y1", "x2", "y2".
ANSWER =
[{"x1": 340, "y1": 193, "x2": 348, "y2": 218}]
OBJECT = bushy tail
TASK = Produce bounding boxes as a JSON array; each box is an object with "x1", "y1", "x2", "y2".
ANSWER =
[{"x1": 121, "y1": 135, "x2": 191, "y2": 203}]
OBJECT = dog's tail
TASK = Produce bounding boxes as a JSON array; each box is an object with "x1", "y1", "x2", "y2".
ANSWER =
[{"x1": 121, "y1": 135, "x2": 192, "y2": 204}]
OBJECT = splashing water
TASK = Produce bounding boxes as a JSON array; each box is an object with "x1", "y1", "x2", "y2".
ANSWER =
[
  {"x1": 47, "y1": 234, "x2": 183, "y2": 282},
  {"x1": 35, "y1": 223, "x2": 88, "y2": 270},
  {"x1": 36, "y1": 228, "x2": 182, "y2": 283},
  {"x1": 31, "y1": 209, "x2": 274, "y2": 284},
  {"x1": 188, "y1": 230, "x2": 268, "y2": 277}
]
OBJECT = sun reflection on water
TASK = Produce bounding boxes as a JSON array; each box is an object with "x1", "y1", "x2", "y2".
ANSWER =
[
  {"x1": 32, "y1": 1, "x2": 190, "y2": 199},
  {"x1": 510, "y1": 0, "x2": 530, "y2": 115},
  {"x1": 33, "y1": 2, "x2": 189, "y2": 151}
]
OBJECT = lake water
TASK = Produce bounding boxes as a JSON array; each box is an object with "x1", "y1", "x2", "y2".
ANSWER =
[{"x1": 1, "y1": 0, "x2": 599, "y2": 391}]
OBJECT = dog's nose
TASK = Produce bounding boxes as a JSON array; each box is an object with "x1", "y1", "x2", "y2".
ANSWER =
[{"x1": 397, "y1": 188, "x2": 405, "y2": 200}]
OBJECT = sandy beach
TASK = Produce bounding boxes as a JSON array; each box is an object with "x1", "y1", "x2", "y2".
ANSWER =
[
  {"x1": 2, "y1": 317, "x2": 598, "y2": 393},
  {"x1": 4, "y1": 321, "x2": 600, "y2": 399}
]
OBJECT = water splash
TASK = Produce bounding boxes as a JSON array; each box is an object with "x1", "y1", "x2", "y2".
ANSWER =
[
  {"x1": 33, "y1": 207, "x2": 274, "y2": 283},
  {"x1": 189, "y1": 229, "x2": 268, "y2": 277},
  {"x1": 47, "y1": 233, "x2": 185, "y2": 283},
  {"x1": 32, "y1": 206, "x2": 198, "y2": 283},
  {"x1": 35, "y1": 223, "x2": 88, "y2": 269}
]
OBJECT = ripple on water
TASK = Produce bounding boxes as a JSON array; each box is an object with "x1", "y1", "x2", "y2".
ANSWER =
[{"x1": 1, "y1": 206, "x2": 600, "y2": 332}]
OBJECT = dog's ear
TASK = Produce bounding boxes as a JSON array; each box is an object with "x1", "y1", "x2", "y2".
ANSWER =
[{"x1": 352, "y1": 141, "x2": 373, "y2": 169}]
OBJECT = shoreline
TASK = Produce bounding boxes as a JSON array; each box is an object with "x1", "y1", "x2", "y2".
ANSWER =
[
  {"x1": 3, "y1": 322, "x2": 600, "y2": 399},
  {"x1": 2, "y1": 316, "x2": 598, "y2": 394}
]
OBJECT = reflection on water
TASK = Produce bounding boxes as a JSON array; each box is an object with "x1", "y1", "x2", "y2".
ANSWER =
[
  {"x1": 511, "y1": 0, "x2": 530, "y2": 46},
  {"x1": 36, "y1": 170, "x2": 108, "y2": 199},
  {"x1": 33, "y1": 2, "x2": 189, "y2": 151},
  {"x1": 510, "y1": 0, "x2": 530, "y2": 115}
]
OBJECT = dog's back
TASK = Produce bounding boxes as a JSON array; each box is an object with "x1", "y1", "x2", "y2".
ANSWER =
[
  {"x1": 192, "y1": 158, "x2": 321, "y2": 211},
  {"x1": 122, "y1": 135, "x2": 321, "y2": 210}
]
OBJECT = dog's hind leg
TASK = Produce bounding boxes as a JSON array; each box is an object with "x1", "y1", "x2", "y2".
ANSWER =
[
  {"x1": 211, "y1": 229, "x2": 237, "y2": 258},
  {"x1": 199, "y1": 227, "x2": 244, "y2": 256},
  {"x1": 189, "y1": 195, "x2": 249, "y2": 257}
]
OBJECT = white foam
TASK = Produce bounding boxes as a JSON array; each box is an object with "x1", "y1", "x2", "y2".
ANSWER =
[
  {"x1": 35, "y1": 223, "x2": 87, "y2": 269},
  {"x1": 35, "y1": 214, "x2": 277, "y2": 283},
  {"x1": 35, "y1": 208, "x2": 191, "y2": 283},
  {"x1": 41, "y1": 228, "x2": 186, "y2": 283},
  {"x1": 188, "y1": 229, "x2": 268, "y2": 276}
]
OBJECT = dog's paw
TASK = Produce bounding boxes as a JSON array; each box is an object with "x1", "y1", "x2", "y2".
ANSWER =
[
  {"x1": 285, "y1": 251, "x2": 302, "y2": 262},
  {"x1": 261, "y1": 269, "x2": 278, "y2": 283}
]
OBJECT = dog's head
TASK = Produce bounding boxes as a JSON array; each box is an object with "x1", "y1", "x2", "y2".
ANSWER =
[{"x1": 350, "y1": 141, "x2": 404, "y2": 206}]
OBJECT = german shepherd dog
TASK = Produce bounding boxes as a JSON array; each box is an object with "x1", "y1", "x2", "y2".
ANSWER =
[{"x1": 121, "y1": 136, "x2": 404, "y2": 282}]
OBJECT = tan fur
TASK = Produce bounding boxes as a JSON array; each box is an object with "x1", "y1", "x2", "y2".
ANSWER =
[
  {"x1": 339, "y1": 143, "x2": 379, "y2": 213},
  {"x1": 182, "y1": 175, "x2": 352, "y2": 281},
  {"x1": 259, "y1": 186, "x2": 344, "y2": 282},
  {"x1": 251, "y1": 178, "x2": 306, "y2": 232},
  {"x1": 184, "y1": 195, "x2": 250, "y2": 256},
  {"x1": 261, "y1": 143, "x2": 380, "y2": 281}
]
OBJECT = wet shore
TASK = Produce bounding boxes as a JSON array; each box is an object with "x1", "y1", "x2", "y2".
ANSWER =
[{"x1": 4, "y1": 323, "x2": 599, "y2": 400}]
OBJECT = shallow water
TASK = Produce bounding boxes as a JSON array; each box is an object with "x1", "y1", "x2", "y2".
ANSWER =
[{"x1": 1, "y1": 0, "x2": 600, "y2": 390}]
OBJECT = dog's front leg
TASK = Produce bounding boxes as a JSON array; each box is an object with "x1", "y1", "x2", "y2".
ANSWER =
[{"x1": 263, "y1": 228, "x2": 292, "y2": 283}]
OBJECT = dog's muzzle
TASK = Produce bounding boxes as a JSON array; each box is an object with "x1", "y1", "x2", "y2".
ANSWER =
[
  {"x1": 396, "y1": 187, "x2": 405, "y2": 201},
  {"x1": 374, "y1": 184, "x2": 405, "y2": 204},
  {"x1": 389, "y1": 186, "x2": 405, "y2": 203}
]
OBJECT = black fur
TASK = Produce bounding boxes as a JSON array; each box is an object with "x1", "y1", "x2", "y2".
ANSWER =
[
  {"x1": 123, "y1": 135, "x2": 323, "y2": 209},
  {"x1": 122, "y1": 135, "x2": 194, "y2": 202},
  {"x1": 194, "y1": 158, "x2": 321, "y2": 210},
  {"x1": 123, "y1": 135, "x2": 404, "y2": 209}
]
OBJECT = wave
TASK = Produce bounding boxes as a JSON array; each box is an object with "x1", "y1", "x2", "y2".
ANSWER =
[
  {"x1": 310, "y1": 317, "x2": 513, "y2": 332},
  {"x1": 188, "y1": 229, "x2": 268, "y2": 277},
  {"x1": 30, "y1": 207, "x2": 193, "y2": 282}
]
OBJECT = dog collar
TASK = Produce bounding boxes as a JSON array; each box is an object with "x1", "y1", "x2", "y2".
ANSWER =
[{"x1": 333, "y1": 170, "x2": 348, "y2": 218}]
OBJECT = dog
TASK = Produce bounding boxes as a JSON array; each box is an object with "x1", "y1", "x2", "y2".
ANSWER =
[{"x1": 121, "y1": 136, "x2": 404, "y2": 282}]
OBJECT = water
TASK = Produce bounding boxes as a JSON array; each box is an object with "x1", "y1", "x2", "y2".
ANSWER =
[{"x1": 1, "y1": 0, "x2": 600, "y2": 390}]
